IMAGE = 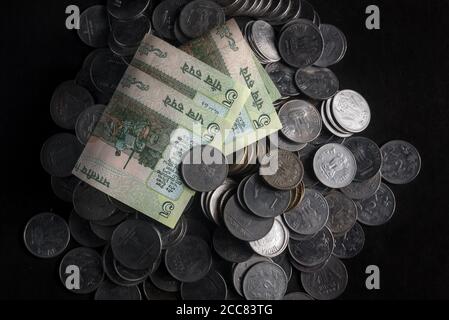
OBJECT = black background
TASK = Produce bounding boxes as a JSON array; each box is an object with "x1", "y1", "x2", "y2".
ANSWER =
[{"x1": 1, "y1": 0, "x2": 448, "y2": 300}]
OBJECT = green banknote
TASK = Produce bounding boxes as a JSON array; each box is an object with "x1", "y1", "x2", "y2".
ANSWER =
[
  {"x1": 73, "y1": 37, "x2": 250, "y2": 229},
  {"x1": 180, "y1": 19, "x2": 283, "y2": 153}
]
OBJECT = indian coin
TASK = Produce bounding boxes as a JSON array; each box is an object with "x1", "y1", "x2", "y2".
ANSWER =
[
  {"x1": 380, "y1": 140, "x2": 421, "y2": 185},
  {"x1": 78, "y1": 5, "x2": 110, "y2": 48},
  {"x1": 315, "y1": 24, "x2": 347, "y2": 67},
  {"x1": 265, "y1": 62, "x2": 300, "y2": 97},
  {"x1": 50, "y1": 175, "x2": 80, "y2": 203},
  {"x1": 152, "y1": 0, "x2": 190, "y2": 40},
  {"x1": 313, "y1": 143, "x2": 357, "y2": 188},
  {"x1": 24, "y1": 213, "x2": 70, "y2": 259},
  {"x1": 249, "y1": 217, "x2": 289, "y2": 258},
  {"x1": 59, "y1": 247, "x2": 104, "y2": 294},
  {"x1": 223, "y1": 195, "x2": 274, "y2": 242},
  {"x1": 279, "y1": 100, "x2": 322, "y2": 144},
  {"x1": 340, "y1": 171, "x2": 382, "y2": 200},
  {"x1": 75, "y1": 104, "x2": 106, "y2": 145},
  {"x1": 143, "y1": 278, "x2": 178, "y2": 300},
  {"x1": 213, "y1": 227, "x2": 254, "y2": 263},
  {"x1": 357, "y1": 183, "x2": 396, "y2": 226},
  {"x1": 261, "y1": 149, "x2": 304, "y2": 190},
  {"x1": 272, "y1": 252, "x2": 293, "y2": 281},
  {"x1": 288, "y1": 227, "x2": 334, "y2": 267},
  {"x1": 165, "y1": 235, "x2": 212, "y2": 282},
  {"x1": 69, "y1": 211, "x2": 107, "y2": 248},
  {"x1": 243, "y1": 174, "x2": 291, "y2": 218},
  {"x1": 40, "y1": 133, "x2": 83, "y2": 178},
  {"x1": 344, "y1": 137, "x2": 382, "y2": 181},
  {"x1": 242, "y1": 262, "x2": 288, "y2": 300},
  {"x1": 95, "y1": 280, "x2": 142, "y2": 300},
  {"x1": 325, "y1": 191, "x2": 358, "y2": 235},
  {"x1": 283, "y1": 188, "x2": 329, "y2": 236},
  {"x1": 112, "y1": 15, "x2": 151, "y2": 48},
  {"x1": 102, "y1": 245, "x2": 143, "y2": 287},
  {"x1": 283, "y1": 292, "x2": 314, "y2": 300},
  {"x1": 232, "y1": 255, "x2": 271, "y2": 297},
  {"x1": 269, "y1": 132, "x2": 307, "y2": 152},
  {"x1": 73, "y1": 182, "x2": 117, "y2": 221},
  {"x1": 113, "y1": 258, "x2": 150, "y2": 283},
  {"x1": 150, "y1": 262, "x2": 180, "y2": 293},
  {"x1": 333, "y1": 222, "x2": 365, "y2": 259},
  {"x1": 179, "y1": 0, "x2": 225, "y2": 39},
  {"x1": 250, "y1": 20, "x2": 281, "y2": 62},
  {"x1": 332, "y1": 90, "x2": 371, "y2": 133},
  {"x1": 90, "y1": 50, "x2": 128, "y2": 97},
  {"x1": 301, "y1": 256, "x2": 348, "y2": 300},
  {"x1": 111, "y1": 219, "x2": 162, "y2": 270},
  {"x1": 278, "y1": 19, "x2": 324, "y2": 68},
  {"x1": 181, "y1": 270, "x2": 228, "y2": 300},
  {"x1": 181, "y1": 145, "x2": 229, "y2": 192},
  {"x1": 50, "y1": 81, "x2": 95, "y2": 130},
  {"x1": 107, "y1": 0, "x2": 151, "y2": 20},
  {"x1": 295, "y1": 66, "x2": 339, "y2": 100}
]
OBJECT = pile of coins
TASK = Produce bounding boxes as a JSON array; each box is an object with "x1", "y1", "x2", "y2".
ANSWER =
[{"x1": 28, "y1": 0, "x2": 422, "y2": 300}]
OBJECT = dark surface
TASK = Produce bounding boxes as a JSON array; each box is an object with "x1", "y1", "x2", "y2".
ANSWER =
[{"x1": 0, "y1": 0, "x2": 448, "y2": 300}]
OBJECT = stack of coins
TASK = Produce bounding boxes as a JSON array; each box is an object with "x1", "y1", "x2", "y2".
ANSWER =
[{"x1": 27, "y1": 0, "x2": 422, "y2": 301}]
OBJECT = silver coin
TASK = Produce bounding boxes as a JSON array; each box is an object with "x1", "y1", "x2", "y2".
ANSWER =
[
  {"x1": 332, "y1": 90, "x2": 371, "y2": 133},
  {"x1": 242, "y1": 262, "x2": 288, "y2": 300},
  {"x1": 380, "y1": 140, "x2": 421, "y2": 185},
  {"x1": 181, "y1": 270, "x2": 228, "y2": 300},
  {"x1": 320, "y1": 100, "x2": 353, "y2": 139},
  {"x1": 78, "y1": 5, "x2": 110, "y2": 48},
  {"x1": 288, "y1": 227, "x2": 334, "y2": 267},
  {"x1": 50, "y1": 175, "x2": 80, "y2": 203},
  {"x1": 301, "y1": 256, "x2": 348, "y2": 300},
  {"x1": 265, "y1": 62, "x2": 300, "y2": 97},
  {"x1": 181, "y1": 145, "x2": 229, "y2": 192},
  {"x1": 295, "y1": 66, "x2": 339, "y2": 100},
  {"x1": 232, "y1": 255, "x2": 272, "y2": 297},
  {"x1": 340, "y1": 171, "x2": 382, "y2": 200},
  {"x1": 333, "y1": 222, "x2": 365, "y2": 259},
  {"x1": 324, "y1": 98, "x2": 353, "y2": 136},
  {"x1": 249, "y1": 217, "x2": 289, "y2": 258},
  {"x1": 356, "y1": 183, "x2": 396, "y2": 226},
  {"x1": 315, "y1": 24, "x2": 347, "y2": 67},
  {"x1": 213, "y1": 227, "x2": 254, "y2": 263},
  {"x1": 344, "y1": 136, "x2": 382, "y2": 181},
  {"x1": 260, "y1": 149, "x2": 304, "y2": 191},
  {"x1": 279, "y1": 100, "x2": 322, "y2": 144},
  {"x1": 283, "y1": 188, "x2": 329, "y2": 236},
  {"x1": 102, "y1": 245, "x2": 144, "y2": 287},
  {"x1": 179, "y1": 0, "x2": 225, "y2": 39},
  {"x1": 73, "y1": 182, "x2": 117, "y2": 221},
  {"x1": 69, "y1": 211, "x2": 107, "y2": 248},
  {"x1": 269, "y1": 132, "x2": 307, "y2": 152},
  {"x1": 75, "y1": 104, "x2": 106, "y2": 145},
  {"x1": 59, "y1": 247, "x2": 104, "y2": 294},
  {"x1": 152, "y1": 0, "x2": 190, "y2": 40},
  {"x1": 250, "y1": 20, "x2": 281, "y2": 62},
  {"x1": 24, "y1": 213, "x2": 70, "y2": 259},
  {"x1": 313, "y1": 143, "x2": 357, "y2": 188},
  {"x1": 325, "y1": 191, "x2": 358, "y2": 235},
  {"x1": 107, "y1": 0, "x2": 150, "y2": 20},
  {"x1": 150, "y1": 262, "x2": 180, "y2": 293}
]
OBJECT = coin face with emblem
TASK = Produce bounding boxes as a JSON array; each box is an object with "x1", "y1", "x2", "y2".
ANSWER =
[
  {"x1": 332, "y1": 90, "x2": 371, "y2": 133},
  {"x1": 313, "y1": 143, "x2": 357, "y2": 188},
  {"x1": 381, "y1": 140, "x2": 421, "y2": 185}
]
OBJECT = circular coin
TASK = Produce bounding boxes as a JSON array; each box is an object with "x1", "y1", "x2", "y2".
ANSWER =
[{"x1": 380, "y1": 140, "x2": 421, "y2": 185}]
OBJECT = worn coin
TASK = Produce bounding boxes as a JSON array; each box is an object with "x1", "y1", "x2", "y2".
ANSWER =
[
  {"x1": 181, "y1": 145, "x2": 229, "y2": 192},
  {"x1": 232, "y1": 255, "x2": 271, "y2": 297},
  {"x1": 165, "y1": 235, "x2": 212, "y2": 282},
  {"x1": 59, "y1": 247, "x2": 104, "y2": 294},
  {"x1": 261, "y1": 149, "x2": 304, "y2": 191},
  {"x1": 278, "y1": 19, "x2": 324, "y2": 68},
  {"x1": 40, "y1": 133, "x2": 83, "y2": 178},
  {"x1": 90, "y1": 50, "x2": 128, "y2": 97},
  {"x1": 325, "y1": 191, "x2": 357, "y2": 235},
  {"x1": 301, "y1": 256, "x2": 348, "y2": 300},
  {"x1": 242, "y1": 262, "x2": 288, "y2": 300},
  {"x1": 333, "y1": 222, "x2": 365, "y2": 259},
  {"x1": 143, "y1": 278, "x2": 178, "y2": 300},
  {"x1": 288, "y1": 227, "x2": 334, "y2": 267},
  {"x1": 69, "y1": 211, "x2": 107, "y2": 248},
  {"x1": 179, "y1": 0, "x2": 225, "y2": 39},
  {"x1": 113, "y1": 258, "x2": 150, "y2": 283},
  {"x1": 73, "y1": 182, "x2": 117, "y2": 221},
  {"x1": 243, "y1": 174, "x2": 291, "y2": 218},
  {"x1": 78, "y1": 5, "x2": 110, "y2": 48},
  {"x1": 380, "y1": 140, "x2": 421, "y2": 185},
  {"x1": 75, "y1": 104, "x2": 106, "y2": 145},
  {"x1": 152, "y1": 0, "x2": 190, "y2": 40},
  {"x1": 250, "y1": 20, "x2": 281, "y2": 62},
  {"x1": 89, "y1": 221, "x2": 116, "y2": 241},
  {"x1": 102, "y1": 245, "x2": 143, "y2": 287},
  {"x1": 181, "y1": 270, "x2": 228, "y2": 300},
  {"x1": 313, "y1": 143, "x2": 357, "y2": 188},
  {"x1": 357, "y1": 183, "x2": 396, "y2": 226},
  {"x1": 315, "y1": 24, "x2": 347, "y2": 67},
  {"x1": 95, "y1": 280, "x2": 142, "y2": 300},
  {"x1": 112, "y1": 15, "x2": 151, "y2": 48},
  {"x1": 279, "y1": 100, "x2": 322, "y2": 144},
  {"x1": 272, "y1": 252, "x2": 293, "y2": 281},
  {"x1": 24, "y1": 213, "x2": 70, "y2": 259},
  {"x1": 295, "y1": 66, "x2": 339, "y2": 100},
  {"x1": 213, "y1": 227, "x2": 254, "y2": 263},
  {"x1": 223, "y1": 195, "x2": 274, "y2": 242},
  {"x1": 150, "y1": 262, "x2": 180, "y2": 293},
  {"x1": 340, "y1": 171, "x2": 382, "y2": 200},
  {"x1": 284, "y1": 188, "x2": 329, "y2": 236},
  {"x1": 50, "y1": 81, "x2": 95, "y2": 130}
]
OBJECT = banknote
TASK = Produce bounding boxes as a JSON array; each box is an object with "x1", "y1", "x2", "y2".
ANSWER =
[
  {"x1": 180, "y1": 19, "x2": 283, "y2": 152},
  {"x1": 73, "y1": 37, "x2": 250, "y2": 228}
]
